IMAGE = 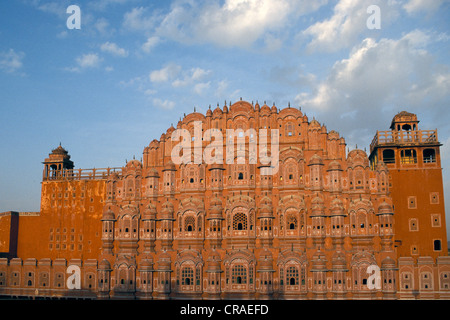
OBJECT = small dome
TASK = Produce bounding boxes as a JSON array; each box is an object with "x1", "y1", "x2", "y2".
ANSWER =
[
  {"x1": 330, "y1": 198, "x2": 345, "y2": 216},
  {"x1": 51, "y1": 144, "x2": 69, "y2": 155},
  {"x1": 213, "y1": 105, "x2": 223, "y2": 116},
  {"x1": 260, "y1": 103, "x2": 271, "y2": 114},
  {"x1": 378, "y1": 201, "x2": 393, "y2": 215},
  {"x1": 126, "y1": 159, "x2": 142, "y2": 169},
  {"x1": 163, "y1": 160, "x2": 176, "y2": 171},
  {"x1": 311, "y1": 250, "x2": 328, "y2": 271},
  {"x1": 99, "y1": 259, "x2": 111, "y2": 270},
  {"x1": 139, "y1": 257, "x2": 154, "y2": 271},
  {"x1": 381, "y1": 256, "x2": 396, "y2": 269},
  {"x1": 331, "y1": 251, "x2": 347, "y2": 269},
  {"x1": 102, "y1": 208, "x2": 115, "y2": 221},
  {"x1": 309, "y1": 118, "x2": 320, "y2": 127},
  {"x1": 142, "y1": 203, "x2": 157, "y2": 220},
  {"x1": 146, "y1": 167, "x2": 159, "y2": 178},
  {"x1": 327, "y1": 160, "x2": 342, "y2": 171},
  {"x1": 308, "y1": 154, "x2": 323, "y2": 166},
  {"x1": 160, "y1": 200, "x2": 174, "y2": 219}
]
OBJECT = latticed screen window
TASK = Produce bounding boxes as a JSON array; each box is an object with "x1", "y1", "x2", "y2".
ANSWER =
[
  {"x1": 184, "y1": 216, "x2": 195, "y2": 232},
  {"x1": 181, "y1": 267, "x2": 194, "y2": 285},
  {"x1": 287, "y1": 215, "x2": 297, "y2": 230},
  {"x1": 232, "y1": 265, "x2": 247, "y2": 284},
  {"x1": 233, "y1": 212, "x2": 247, "y2": 230},
  {"x1": 286, "y1": 266, "x2": 299, "y2": 285}
]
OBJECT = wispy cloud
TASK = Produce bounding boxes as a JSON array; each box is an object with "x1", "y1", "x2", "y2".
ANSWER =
[
  {"x1": 0, "y1": 49, "x2": 25, "y2": 74},
  {"x1": 141, "y1": 36, "x2": 160, "y2": 53},
  {"x1": 152, "y1": 98, "x2": 175, "y2": 110},
  {"x1": 66, "y1": 53, "x2": 103, "y2": 72},
  {"x1": 149, "y1": 63, "x2": 181, "y2": 83},
  {"x1": 100, "y1": 41, "x2": 129, "y2": 57}
]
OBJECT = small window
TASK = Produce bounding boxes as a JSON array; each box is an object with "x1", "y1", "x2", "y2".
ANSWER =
[
  {"x1": 430, "y1": 192, "x2": 439, "y2": 204},
  {"x1": 238, "y1": 172, "x2": 244, "y2": 180},
  {"x1": 431, "y1": 214, "x2": 441, "y2": 227},
  {"x1": 423, "y1": 149, "x2": 436, "y2": 163},
  {"x1": 401, "y1": 149, "x2": 417, "y2": 164},
  {"x1": 382, "y1": 149, "x2": 395, "y2": 164},
  {"x1": 409, "y1": 218, "x2": 418, "y2": 231},
  {"x1": 408, "y1": 196, "x2": 417, "y2": 209},
  {"x1": 434, "y1": 240, "x2": 442, "y2": 251}
]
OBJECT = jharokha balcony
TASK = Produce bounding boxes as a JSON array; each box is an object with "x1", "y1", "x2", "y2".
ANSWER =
[{"x1": 370, "y1": 129, "x2": 439, "y2": 154}]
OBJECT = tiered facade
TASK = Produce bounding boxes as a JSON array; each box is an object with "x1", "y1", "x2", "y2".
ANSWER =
[{"x1": 0, "y1": 100, "x2": 449, "y2": 299}]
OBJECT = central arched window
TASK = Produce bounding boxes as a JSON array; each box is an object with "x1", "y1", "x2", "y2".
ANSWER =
[
  {"x1": 233, "y1": 212, "x2": 247, "y2": 230},
  {"x1": 286, "y1": 266, "x2": 299, "y2": 285},
  {"x1": 232, "y1": 265, "x2": 247, "y2": 284},
  {"x1": 287, "y1": 215, "x2": 297, "y2": 230},
  {"x1": 182, "y1": 267, "x2": 194, "y2": 286},
  {"x1": 184, "y1": 216, "x2": 195, "y2": 232}
]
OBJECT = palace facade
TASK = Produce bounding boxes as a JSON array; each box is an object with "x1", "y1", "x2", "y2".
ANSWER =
[{"x1": 0, "y1": 100, "x2": 449, "y2": 299}]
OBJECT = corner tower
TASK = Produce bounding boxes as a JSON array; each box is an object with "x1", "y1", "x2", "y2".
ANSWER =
[
  {"x1": 42, "y1": 144, "x2": 74, "y2": 180},
  {"x1": 369, "y1": 111, "x2": 448, "y2": 259}
]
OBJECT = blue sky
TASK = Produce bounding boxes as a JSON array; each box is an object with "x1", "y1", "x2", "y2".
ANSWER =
[{"x1": 1, "y1": 0, "x2": 450, "y2": 232}]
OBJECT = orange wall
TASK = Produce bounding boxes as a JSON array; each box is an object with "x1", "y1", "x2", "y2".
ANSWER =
[
  {"x1": 390, "y1": 166, "x2": 448, "y2": 258},
  {"x1": 16, "y1": 180, "x2": 106, "y2": 260}
]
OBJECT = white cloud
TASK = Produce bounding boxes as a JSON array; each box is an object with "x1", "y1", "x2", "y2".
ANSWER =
[
  {"x1": 123, "y1": 6, "x2": 156, "y2": 31},
  {"x1": 95, "y1": 18, "x2": 114, "y2": 35},
  {"x1": 403, "y1": 0, "x2": 447, "y2": 14},
  {"x1": 302, "y1": 0, "x2": 400, "y2": 53},
  {"x1": 149, "y1": 63, "x2": 182, "y2": 83},
  {"x1": 172, "y1": 67, "x2": 211, "y2": 87},
  {"x1": 100, "y1": 41, "x2": 128, "y2": 57},
  {"x1": 296, "y1": 29, "x2": 450, "y2": 145},
  {"x1": 194, "y1": 81, "x2": 211, "y2": 95},
  {"x1": 66, "y1": 53, "x2": 102, "y2": 72},
  {"x1": 0, "y1": 49, "x2": 25, "y2": 74},
  {"x1": 155, "y1": 0, "x2": 327, "y2": 48},
  {"x1": 141, "y1": 36, "x2": 160, "y2": 53},
  {"x1": 153, "y1": 98, "x2": 175, "y2": 110},
  {"x1": 76, "y1": 53, "x2": 102, "y2": 68}
]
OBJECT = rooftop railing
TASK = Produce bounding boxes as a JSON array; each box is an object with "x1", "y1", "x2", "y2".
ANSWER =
[
  {"x1": 370, "y1": 129, "x2": 438, "y2": 154},
  {"x1": 43, "y1": 167, "x2": 122, "y2": 181}
]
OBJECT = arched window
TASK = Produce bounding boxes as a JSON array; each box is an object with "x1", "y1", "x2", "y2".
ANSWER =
[
  {"x1": 232, "y1": 265, "x2": 247, "y2": 284},
  {"x1": 184, "y1": 216, "x2": 195, "y2": 232},
  {"x1": 238, "y1": 172, "x2": 244, "y2": 180},
  {"x1": 233, "y1": 212, "x2": 247, "y2": 230},
  {"x1": 287, "y1": 215, "x2": 297, "y2": 230},
  {"x1": 286, "y1": 266, "x2": 299, "y2": 285},
  {"x1": 182, "y1": 267, "x2": 194, "y2": 286}
]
